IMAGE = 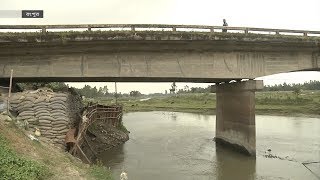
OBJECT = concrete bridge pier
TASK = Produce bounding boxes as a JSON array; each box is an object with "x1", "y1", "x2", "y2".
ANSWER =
[{"x1": 215, "y1": 80, "x2": 263, "y2": 156}]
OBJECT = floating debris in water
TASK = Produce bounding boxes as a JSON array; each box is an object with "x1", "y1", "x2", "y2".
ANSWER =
[{"x1": 263, "y1": 151, "x2": 296, "y2": 162}]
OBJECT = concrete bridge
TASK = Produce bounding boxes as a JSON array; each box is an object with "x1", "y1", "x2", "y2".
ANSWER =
[{"x1": 1, "y1": 24, "x2": 320, "y2": 155}]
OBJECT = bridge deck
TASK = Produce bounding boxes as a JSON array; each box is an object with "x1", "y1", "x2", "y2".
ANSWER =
[
  {"x1": 0, "y1": 24, "x2": 320, "y2": 44},
  {"x1": 0, "y1": 24, "x2": 320, "y2": 36}
]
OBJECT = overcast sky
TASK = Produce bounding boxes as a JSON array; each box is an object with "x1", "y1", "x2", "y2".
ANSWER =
[{"x1": 1, "y1": 0, "x2": 320, "y2": 94}]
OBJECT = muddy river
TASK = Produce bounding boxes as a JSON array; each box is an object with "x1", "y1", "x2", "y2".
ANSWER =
[{"x1": 99, "y1": 111, "x2": 320, "y2": 180}]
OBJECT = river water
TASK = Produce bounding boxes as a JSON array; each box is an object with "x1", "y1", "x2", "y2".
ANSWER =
[{"x1": 99, "y1": 111, "x2": 320, "y2": 180}]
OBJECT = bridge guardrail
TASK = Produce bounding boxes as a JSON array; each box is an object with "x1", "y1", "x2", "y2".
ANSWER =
[{"x1": 0, "y1": 24, "x2": 320, "y2": 37}]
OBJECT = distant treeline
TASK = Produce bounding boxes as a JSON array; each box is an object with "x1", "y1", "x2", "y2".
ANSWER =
[
  {"x1": 264, "y1": 80, "x2": 320, "y2": 91},
  {"x1": 73, "y1": 85, "x2": 143, "y2": 98},
  {"x1": 16, "y1": 80, "x2": 320, "y2": 98},
  {"x1": 174, "y1": 81, "x2": 320, "y2": 94},
  {"x1": 175, "y1": 85, "x2": 212, "y2": 94}
]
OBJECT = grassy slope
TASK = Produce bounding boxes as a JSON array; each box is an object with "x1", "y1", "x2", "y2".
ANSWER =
[
  {"x1": 255, "y1": 91, "x2": 320, "y2": 116},
  {"x1": 96, "y1": 90, "x2": 320, "y2": 117},
  {"x1": 0, "y1": 133, "x2": 50, "y2": 180},
  {"x1": 0, "y1": 119, "x2": 114, "y2": 180}
]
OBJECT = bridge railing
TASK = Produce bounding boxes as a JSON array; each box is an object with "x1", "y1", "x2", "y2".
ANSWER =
[{"x1": 0, "y1": 24, "x2": 320, "y2": 37}]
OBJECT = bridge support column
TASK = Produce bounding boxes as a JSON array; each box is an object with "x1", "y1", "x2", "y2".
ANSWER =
[{"x1": 215, "y1": 80, "x2": 263, "y2": 156}]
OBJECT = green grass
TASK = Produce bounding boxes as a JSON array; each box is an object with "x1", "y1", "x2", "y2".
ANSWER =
[
  {"x1": 96, "y1": 93, "x2": 216, "y2": 114},
  {"x1": 89, "y1": 164, "x2": 114, "y2": 180},
  {"x1": 0, "y1": 134, "x2": 51, "y2": 180},
  {"x1": 96, "y1": 90, "x2": 320, "y2": 116},
  {"x1": 255, "y1": 90, "x2": 320, "y2": 116}
]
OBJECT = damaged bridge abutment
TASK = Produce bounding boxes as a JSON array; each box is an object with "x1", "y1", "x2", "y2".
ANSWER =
[{"x1": 215, "y1": 80, "x2": 263, "y2": 156}]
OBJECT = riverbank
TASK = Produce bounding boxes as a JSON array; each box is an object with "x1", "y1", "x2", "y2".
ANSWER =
[
  {"x1": 96, "y1": 90, "x2": 320, "y2": 117},
  {"x1": 0, "y1": 115, "x2": 114, "y2": 180}
]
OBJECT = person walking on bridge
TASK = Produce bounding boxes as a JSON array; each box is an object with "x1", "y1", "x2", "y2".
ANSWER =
[{"x1": 222, "y1": 19, "x2": 228, "y2": 32}]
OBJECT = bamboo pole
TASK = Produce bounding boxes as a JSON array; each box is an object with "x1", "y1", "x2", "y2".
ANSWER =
[
  {"x1": 114, "y1": 82, "x2": 118, "y2": 105},
  {"x1": 6, "y1": 69, "x2": 13, "y2": 114},
  {"x1": 76, "y1": 144, "x2": 91, "y2": 164}
]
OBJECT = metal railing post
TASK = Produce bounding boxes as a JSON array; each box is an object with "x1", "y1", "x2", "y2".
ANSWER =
[
  {"x1": 131, "y1": 26, "x2": 135, "y2": 32},
  {"x1": 244, "y1": 28, "x2": 249, "y2": 34},
  {"x1": 41, "y1": 27, "x2": 46, "y2": 33}
]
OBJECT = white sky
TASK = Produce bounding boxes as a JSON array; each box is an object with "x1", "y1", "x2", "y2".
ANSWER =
[{"x1": 1, "y1": 0, "x2": 320, "y2": 94}]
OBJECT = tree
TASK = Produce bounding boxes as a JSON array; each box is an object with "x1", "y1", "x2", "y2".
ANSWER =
[
  {"x1": 184, "y1": 85, "x2": 189, "y2": 92},
  {"x1": 46, "y1": 82, "x2": 69, "y2": 92},
  {"x1": 102, "y1": 85, "x2": 109, "y2": 95},
  {"x1": 190, "y1": 87, "x2": 197, "y2": 93},
  {"x1": 170, "y1": 82, "x2": 177, "y2": 94},
  {"x1": 129, "y1": 90, "x2": 141, "y2": 97},
  {"x1": 98, "y1": 85, "x2": 108, "y2": 96}
]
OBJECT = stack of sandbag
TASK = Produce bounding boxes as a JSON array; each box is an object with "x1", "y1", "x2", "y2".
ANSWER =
[
  {"x1": 48, "y1": 93, "x2": 70, "y2": 146},
  {"x1": 10, "y1": 89, "x2": 74, "y2": 148},
  {"x1": 12, "y1": 92, "x2": 38, "y2": 128}
]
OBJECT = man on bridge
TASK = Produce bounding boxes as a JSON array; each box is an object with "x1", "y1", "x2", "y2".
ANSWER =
[{"x1": 222, "y1": 19, "x2": 228, "y2": 32}]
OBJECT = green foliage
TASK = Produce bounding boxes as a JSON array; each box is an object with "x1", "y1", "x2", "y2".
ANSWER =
[
  {"x1": 46, "y1": 82, "x2": 69, "y2": 92},
  {"x1": 18, "y1": 82, "x2": 69, "y2": 92},
  {"x1": 75, "y1": 85, "x2": 109, "y2": 98},
  {"x1": 176, "y1": 85, "x2": 213, "y2": 94},
  {"x1": 175, "y1": 81, "x2": 320, "y2": 94},
  {"x1": 293, "y1": 87, "x2": 302, "y2": 96},
  {"x1": 0, "y1": 134, "x2": 51, "y2": 180},
  {"x1": 264, "y1": 81, "x2": 320, "y2": 91},
  {"x1": 89, "y1": 164, "x2": 114, "y2": 180},
  {"x1": 129, "y1": 90, "x2": 141, "y2": 97}
]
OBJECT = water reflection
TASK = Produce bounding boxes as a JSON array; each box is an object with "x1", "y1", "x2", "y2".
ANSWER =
[
  {"x1": 98, "y1": 144, "x2": 125, "y2": 170},
  {"x1": 215, "y1": 145, "x2": 256, "y2": 180},
  {"x1": 203, "y1": 114, "x2": 210, "y2": 121},
  {"x1": 170, "y1": 112, "x2": 177, "y2": 121}
]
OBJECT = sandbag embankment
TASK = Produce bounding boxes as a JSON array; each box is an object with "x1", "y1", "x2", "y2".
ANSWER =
[{"x1": 10, "y1": 89, "x2": 82, "y2": 148}]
